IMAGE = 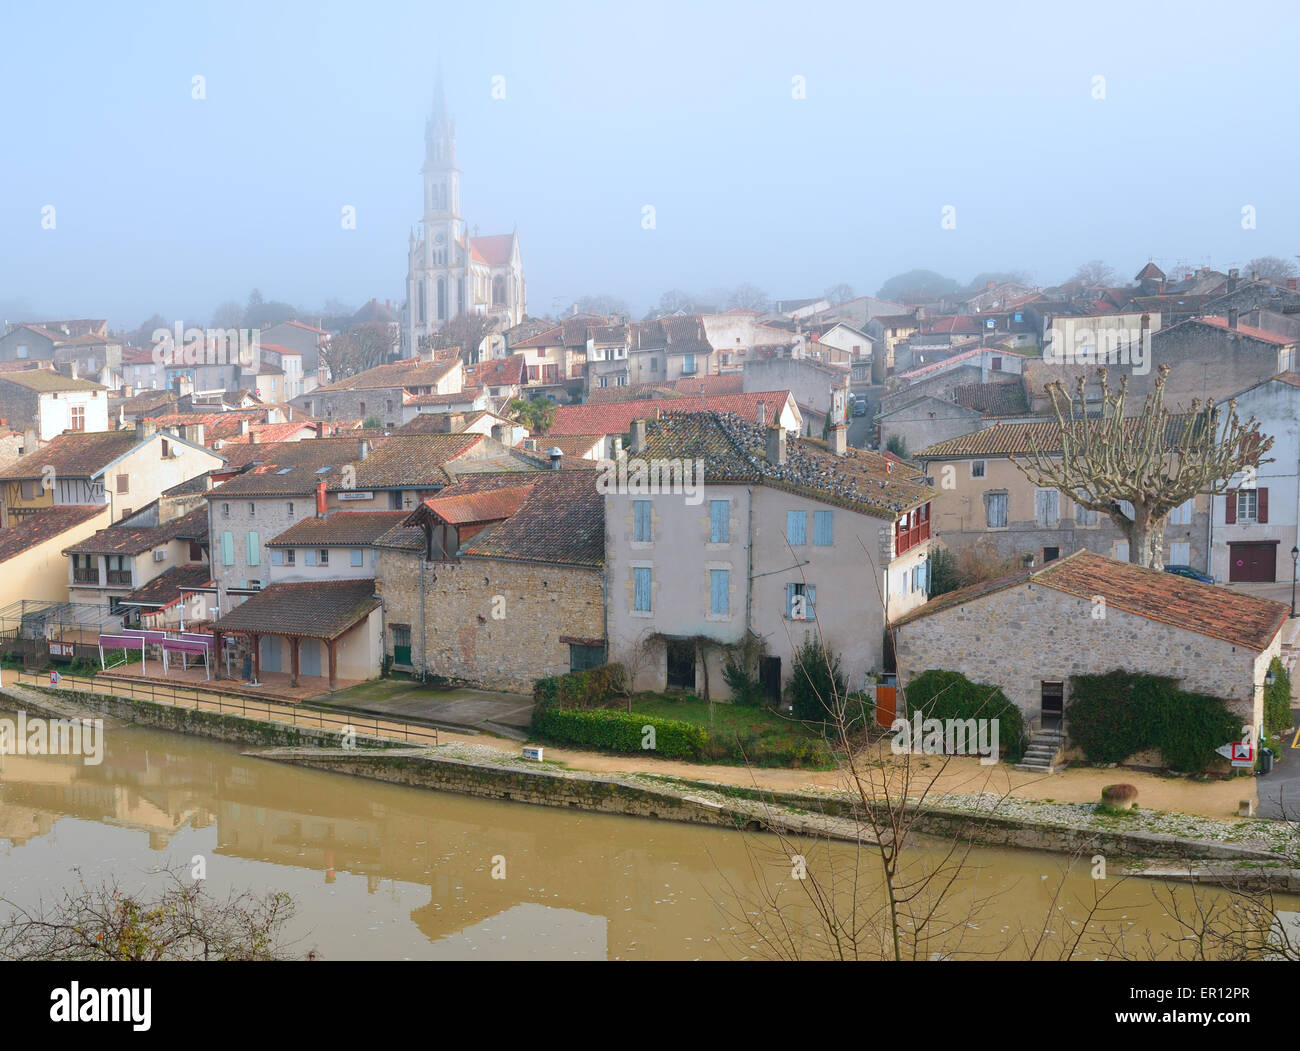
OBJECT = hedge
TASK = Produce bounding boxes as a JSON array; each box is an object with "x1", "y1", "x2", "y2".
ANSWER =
[
  {"x1": 532, "y1": 707, "x2": 707, "y2": 760},
  {"x1": 1067, "y1": 671, "x2": 1241, "y2": 772},
  {"x1": 904, "y1": 669, "x2": 1026, "y2": 762},
  {"x1": 1265, "y1": 657, "x2": 1292, "y2": 734}
]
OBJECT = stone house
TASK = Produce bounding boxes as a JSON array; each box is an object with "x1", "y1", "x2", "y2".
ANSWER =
[
  {"x1": 606, "y1": 412, "x2": 936, "y2": 700},
  {"x1": 915, "y1": 419, "x2": 1212, "y2": 572},
  {"x1": 292, "y1": 356, "x2": 463, "y2": 428},
  {"x1": 875, "y1": 380, "x2": 1031, "y2": 457},
  {"x1": 893, "y1": 549, "x2": 1287, "y2": 740},
  {"x1": 256, "y1": 320, "x2": 331, "y2": 378},
  {"x1": 265, "y1": 509, "x2": 412, "y2": 583},
  {"x1": 376, "y1": 469, "x2": 605, "y2": 691},
  {"x1": 742, "y1": 356, "x2": 851, "y2": 435}
]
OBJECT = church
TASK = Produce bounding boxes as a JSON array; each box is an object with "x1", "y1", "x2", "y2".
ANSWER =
[{"x1": 404, "y1": 77, "x2": 526, "y2": 352}]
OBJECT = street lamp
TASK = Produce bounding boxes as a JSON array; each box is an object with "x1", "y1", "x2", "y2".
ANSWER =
[{"x1": 1291, "y1": 546, "x2": 1298, "y2": 618}]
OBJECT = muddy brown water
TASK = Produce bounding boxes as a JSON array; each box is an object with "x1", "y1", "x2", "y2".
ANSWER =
[{"x1": 0, "y1": 715, "x2": 1293, "y2": 960}]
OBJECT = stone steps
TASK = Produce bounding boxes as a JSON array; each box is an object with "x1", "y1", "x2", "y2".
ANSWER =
[{"x1": 1014, "y1": 729, "x2": 1066, "y2": 774}]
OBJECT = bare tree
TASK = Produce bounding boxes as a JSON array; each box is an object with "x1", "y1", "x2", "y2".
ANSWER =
[
  {"x1": 1013, "y1": 365, "x2": 1271, "y2": 568},
  {"x1": 1246, "y1": 256, "x2": 1299, "y2": 284},
  {"x1": 575, "y1": 293, "x2": 629, "y2": 318},
  {"x1": 1068, "y1": 260, "x2": 1117, "y2": 288},
  {"x1": 429, "y1": 313, "x2": 496, "y2": 361},
  {"x1": 824, "y1": 283, "x2": 855, "y2": 305},
  {"x1": 727, "y1": 283, "x2": 771, "y2": 311},
  {"x1": 0, "y1": 868, "x2": 303, "y2": 961},
  {"x1": 320, "y1": 323, "x2": 394, "y2": 382}
]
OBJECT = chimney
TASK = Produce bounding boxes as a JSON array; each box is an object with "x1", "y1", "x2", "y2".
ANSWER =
[
  {"x1": 135, "y1": 419, "x2": 157, "y2": 443},
  {"x1": 316, "y1": 480, "x2": 327, "y2": 516},
  {"x1": 829, "y1": 422, "x2": 848, "y2": 457},
  {"x1": 1228, "y1": 268, "x2": 1240, "y2": 293},
  {"x1": 766, "y1": 425, "x2": 786, "y2": 466},
  {"x1": 629, "y1": 419, "x2": 647, "y2": 454},
  {"x1": 189, "y1": 423, "x2": 205, "y2": 447},
  {"x1": 756, "y1": 402, "x2": 767, "y2": 427},
  {"x1": 1229, "y1": 307, "x2": 1239, "y2": 331},
  {"x1": 358, "y1": 438, "x2": 371, "y2": 460},
  {"x1": 547, "y1": 447, "x2": 563, "y2": 470},
  {"x1": 1289, "y1": 279, "x2": 1298, "y2": 291},
  {"x1": 1140, "y1": 312, "x2": 1151, "y2": 334},
  {"x1": 238, "y1": 418, "x2": 250, "y2": 435}
]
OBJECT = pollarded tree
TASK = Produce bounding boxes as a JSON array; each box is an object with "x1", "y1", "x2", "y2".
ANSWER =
[{"x1": 1011, "y1": 364, "x2": 1272, "y2": 569}]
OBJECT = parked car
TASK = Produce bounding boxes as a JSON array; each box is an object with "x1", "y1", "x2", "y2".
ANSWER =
[
  {"x1": 852, "y1": 397, "x2": 867, "y2": 417},
  {"x1": 1164, "y1": 564, "x2": 1214, "y2": 584}
]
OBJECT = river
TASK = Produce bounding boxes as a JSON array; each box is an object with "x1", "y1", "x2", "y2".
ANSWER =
[{"x1": 0, "y1": 714, "x2": 1291, "y2": 960}]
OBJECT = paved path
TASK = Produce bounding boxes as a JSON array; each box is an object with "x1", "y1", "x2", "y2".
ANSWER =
[{"x1": 308, "y1": 681, "x2": 535, "y2": 738}]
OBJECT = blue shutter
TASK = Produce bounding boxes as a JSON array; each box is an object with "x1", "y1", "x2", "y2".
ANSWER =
[
  {"x1": 787, "y1": 511, "x2": 807, "y2": 545},
  {"x1": 710, "y1": 569, "x2": 729, "y2": 615},
  {"x1": 246, "y1": 531, "x2": 259, "y2": 566},
  {"x1": 305, "y1": 549, "x2": 317, "y2": 566},
  {"x1": 634, "y1": 500, "x2": 652, "y2": 542},
  {"x1": 813, "y1": 510, "x2": 833, "y2": 546},
  {"x1": 710, "y1": 500, "x2": 729, "y2": 542},
  {"x1": 633, "y1": 567, "x2": 651, "y2": 611},
  {"x1": 221, "y1": 531, "x2": 233, "y2": 566},
  {"x1": 270, "y1": 549, "x2": 283, "y2": 566},
  {"x1": 807, "y1": 584, "x2": 816, "y2": 617},
  {"x1": 350, "y1": 548, "x2": 363, "y2": 567}
]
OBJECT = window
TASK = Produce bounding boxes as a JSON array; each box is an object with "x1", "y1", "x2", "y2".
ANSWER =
[
  {"x1": 650, "y1": 358, "x2": 659, "y2": 372},
  {"x1": 633, "y1": 500, "x2": 652, "y2": 542},
  {"x1": 1034, "y1": 488, "x2": 1059, "y2": 528},
  {"x1": 71, "y1": 406, "x2": 85, "y2": 432},
  {"x1": 305, "y1": 549, "x2": 317, "y2": 566},
  {"x1": 1235, "y1": 489, "x2": 1260, "y2": 523},
  {"x1": 246, "y1": 531, "x2": 259, "y2": 566},
  {"x1": 813, "y1": 510, "x2": 833, "y2": 546},
  {"x1": 188, "y1": 540, "x2": 202, "y2": 562},
  {"x1": 350, "y1": 549, "x2": 363, "y2": 567},
  {"x1": 288, "y1": 502, "x2": 295, "y2": 517},
  {"x1": 16, "y1": 344, "x2": 27, "y2": 358},
  {"x1": 1169, "y1": 497, "x2": 1194, "y2": 525},
  {"x1": 221, "y1": 531, "x2": 234, "y2": 566},
  {"x1": 286, "y1": 548, "x2": 296, "y2": 565},
  {"x1": 359, "y1": 401, "x2": 366, "y2": 417},
  {"x1": 985, "y1": 492, "x2": 1008, "y2": 528},
  {"x1": 318, "y1": 549, "x2": 330, "y2": 566},
  {"x1": 1043, "y1": 546, "x2": 1060, "y2": 563},
  {"x1": 991, "y1": 357, "x2": 1002, "y2": 372},
  {"x1": 786, "y1": 511, "x2": 807, "y2": 546},
  {"x1": 913, "y1": 562, "x2": 928, "y2": 593},
  {"x1": 160, "y1": 439, "x2": 169, "y2": 457},
  {"x1": 709, "y1": 569, "x2": 730, "y2": 615},
  {"x1": 116, "y1": 474, "x2": 129, "y2": 494},
  {"x1": 633, "y1": 567, "x2": 651, "y2": 612},
  {"x1": 683, "y1": 352, "x2": 696, "y2": 374},
  {"x1": 223, "y1": 503, "x2": 230, "y2": 518},
  {"x1": 570, "y1": 644, "x2": 606, "y2": 673},
  {"x1": 709, "y1": 500, "x2": 730, "y2": 543},
  {"x1": 1169, "y1": 541, "x2": 1191, "y2": 565},
  {"x1": 271, "y1": 549, "x2": 284, "y2": 566},
  {"x1": 1115, "y1": 541, "x2": 1130, "y2": 561},
  {"x1": 248, "y1": 503, "x2": 256, "y2": 518},
  {"x1": 786, "y1": 582, "x2": 816, "y2": 620},
  {"x1": 970, "y1": 460, "x2": 986, "y2": 479}
]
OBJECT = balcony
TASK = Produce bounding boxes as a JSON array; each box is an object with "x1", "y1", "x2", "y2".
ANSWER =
[
  {"x1": 72, "y1": 569, "x2": 100, "y2": 585},
  {"x1": 106, "y1": 571, "x2": 133, "y2": 586},
  {"x1": 894, "y1": 503, "x2": 932, "y2": 557}
]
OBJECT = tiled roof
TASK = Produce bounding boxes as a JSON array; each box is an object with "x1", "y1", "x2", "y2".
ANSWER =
[
  {"x1": 422, "y1": 471, "x2": 605, "y2": 567},
  {"x1": 0, "y1": 505, "x2": 106, "y2": 562},
  {"x1": 915, "y1": 414, "x2": 1203, "y2": 460},
  {"x1": 951, "y1": 382, "x2": 1029, "y2": 417},
  {"x1": 64, "y1": 506, "x2": 208, "y2": 555},
  {"x1": 209, "y1": 438, "x2": 367, "y2": 496},
  {"x1": 315, "y1": 358, "x2": 458, "y2": 392},
  {"x1": 895, "y1": 549, "x2": 1288, "y2": 651},
  {"x1": 266, "y1": 510, "x2": 412, "y2": 547},
  {"x1": 403, "y1": 389, "x2": 484, "y2": 407},
  {"x1": 509, "y1": 325, "x2": 564, "y2": 350},
  {"x1": 640, "y1": 412, "x2": 934, "y2": 519},
  {"x1": 1194, "y1": 315, "x2": 1296, "y2": 346},
  {"x1": 468, "y1": 233, "x2": 515, "y2": 264},
  {"x1": 212, "y1": 579, "x2": 380, "y2": 640},
  {"x1": 340, "y1": 433, "x2": 484, "y2": 489},
  {"x1": 548, "y1": 391, "x2": 795, "y2": 437},
  {"x1": 416, "y1": 483, "x2": 536, "y2": 526},
  {"x1": 124, "y1": 564, "x2": 213, "y2": 609},
  {"x1": 0, "y1": 369, "x2": 105, "y2": 392},
  {"x1": 922, "y1": 316, "x2": 982, "y2": 336},
  {"x1": 218, "y1": 421, "x2": 317, "y2": 445},
  {"x1": 466, "y1": 355, "x2": 525, "y2": 388},
  {"x1": 535, "y1": 434, "x2": 604, "y2": 459},
  {"x1": 0, "y1": 430, "x2": 137, "y2": 480}
]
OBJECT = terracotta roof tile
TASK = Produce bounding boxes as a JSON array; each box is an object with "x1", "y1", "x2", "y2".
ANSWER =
[
  {"x1": 548, "y1": 391, "x2": 795, "y2": 437},
  {"x1": 124, "y1": 564, "x2": 213, "y2": 609},
  {"x1": 213, "y1": 579, "x2": 380, "y2": 640},
  {"x1": 64, "y1": 506, "x2": 208, "y2": 556},
  {"x1": 0, "y1": 505, "x2": 106, "y2": 562},
  {"x1": 265, "y1": 510, "x2": 412, "y2": 547},
  {"x1": 951, "y1": 382, "x2": 1029, "y2": 417},
  {"x1": 0, "y1": 431, "x2": 138, "y2": 480},
  {"x1": 916, "y1": 414, "x2": 1203, "y2": 460}
]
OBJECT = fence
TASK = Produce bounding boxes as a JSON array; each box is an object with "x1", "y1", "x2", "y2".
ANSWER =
[{"x1": 4, "y1": 669, "x2": 439, "y2": 748}]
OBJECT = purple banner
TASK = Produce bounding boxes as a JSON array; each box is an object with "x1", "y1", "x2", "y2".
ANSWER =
[
  {"x1": 163, "y1": 639, "x2": 209, "y2": 656},
  {"x1": 99, "y1": 634, "x2": 146, "y2": 650}
]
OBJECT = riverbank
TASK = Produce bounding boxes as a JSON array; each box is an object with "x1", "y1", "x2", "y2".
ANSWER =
[{"x1": 6, "y1": 683, "x2": 1296, "y2": 888}]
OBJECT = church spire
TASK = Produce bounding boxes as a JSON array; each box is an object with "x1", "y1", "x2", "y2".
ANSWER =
[{"x1": 424, "y1": 62, "x2": 455, "y2": 169}]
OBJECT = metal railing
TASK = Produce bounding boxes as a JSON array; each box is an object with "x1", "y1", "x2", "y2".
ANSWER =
[{"x1": 6, "y1": 669, "x2": 439, "y2": 748}]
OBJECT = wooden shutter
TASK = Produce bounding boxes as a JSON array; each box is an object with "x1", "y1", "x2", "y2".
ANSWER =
[
  {"x1": 814, "y1": 510, "x2": 833, "y2": 546},
  {"x1": 1225, "y1": 489, "x2": 1237, "y2": 525},
  {"x1": 246, "y1": 532, "x2": 259, "y2": 566},
  {"x1": 221, "y1": 531, "x2": 233, "y2": 566},
  {"x1": 710, "y1": 501, "x2": 729, "y2": 543},
  {"x1": 1259, "y1": 487, "x2": 1269, "y2": 523}
]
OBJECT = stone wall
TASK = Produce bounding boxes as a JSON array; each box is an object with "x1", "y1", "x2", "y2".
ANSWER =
[
  {"x1": 894, "y1": 580, "x2": 1271, "y2": 733},
  {"x1": 376, "y1": 550, "x2": 604, "y2": 692}
]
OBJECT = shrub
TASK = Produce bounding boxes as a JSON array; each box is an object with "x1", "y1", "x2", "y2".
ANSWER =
[
  {"x1": 531, "y1": 707, "x2": 706, "y2": 760},
  {"x1": 927, "y1": 547, "x2": 962, "y2": 598},
  {"x1": 533, "y1": 663, "x2": 627, "y2": 713},
  {"x1": 885, "y1": 434, "x2": 908, "y2": 458},
  {"x1": 902, "y1": 669, "x2": 1026, "y2": 762},
  {"x1": 1265, "y1": 656, "x2": 1292, "y2": 734},
  {"x1": 788, "y1": 636, "x2": 847, "y2": 721},
  {"x1": 1067, "y1": 671, "x2": 1240, "y2": 772},
  {"x1": 722, "y1": 657, "x2": 764, "y2": 706}
]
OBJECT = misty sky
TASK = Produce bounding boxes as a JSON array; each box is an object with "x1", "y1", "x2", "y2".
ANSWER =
[{"x1": 1, "y1": 0, "x2": 1297, "y2": 330}]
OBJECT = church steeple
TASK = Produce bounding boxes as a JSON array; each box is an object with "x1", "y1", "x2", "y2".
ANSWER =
[{"x1": 424, "y1": 65, "x2": 456, "y2": 169}]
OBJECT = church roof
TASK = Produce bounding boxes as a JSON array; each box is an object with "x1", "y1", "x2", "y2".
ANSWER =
[{"x1": 468, "y1": 233, "x2": 515, "y2": 265}]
